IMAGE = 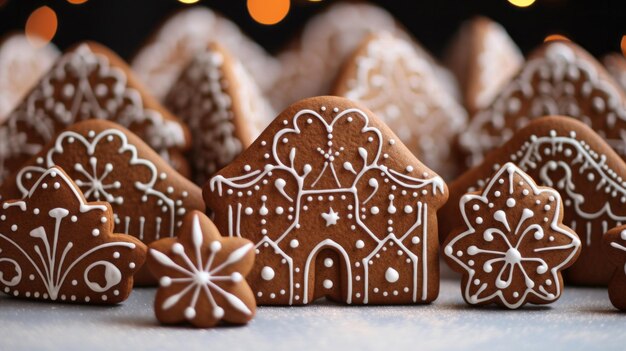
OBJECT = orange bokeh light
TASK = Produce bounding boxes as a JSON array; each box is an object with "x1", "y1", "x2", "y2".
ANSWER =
[
  {"x1": 247, "y1": 0, "x2": 290, "y2": 25},
  {"x1": 544, "y1": 34, "x2": 570, "y2": 42},
  {"x1": 66, "y1": 0, "x2": 88, "y2": 4},
  {"x1": 25, "y1": 6, "x2": 58, "y2": 47},
  {"x1": 621, "y1": 36, "x2": 626, "y2": 58}
]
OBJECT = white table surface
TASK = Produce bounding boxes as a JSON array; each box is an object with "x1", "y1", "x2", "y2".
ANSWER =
[{"x1": 0, "y1": 278, "x2": 624, "y2": 351}]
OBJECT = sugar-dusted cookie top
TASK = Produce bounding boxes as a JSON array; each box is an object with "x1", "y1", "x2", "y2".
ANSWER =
[
  {"x1": 148, "y1": 211, "x2": 256, "y2": 327},
  {"x1": 0, "y1": 33, "x2": 59, "y2": 123},
  {"x1": 0, "y1": 120, "x2": 204, "y2": 285},
  {"x1": 0, "y1": 166, "x2": 146, "y2": 304},
  {"x1": 132, "y1": 7, "x2": 278, "y2": 100},
  {"x1": 204, "y1": 96, "x2": 448, "y2": 305},
  {"x1": 443, "y1": 116, "x2": 626, "y2": 285},
  {"x1": 0, "y1": 42, "x2": 192, "y2": 181},
  {"x1": 444, "y1": 163, "x2": 580, "y2": 309},
  {"x1": 459, "y1": 40, "x2": 626, "y2": 168},
  {"x1": 165, "y1": 43, "x2": 275, "y2": 185},
  {"x1": 444, "y1": 16, "x2": 523, "y2": 114},
  {"x1": 334, "y1": 33, "x2": 468, "y2": 179},
  {"x1": 269, "y1": 2, "x2": 406, "y2": 110}
]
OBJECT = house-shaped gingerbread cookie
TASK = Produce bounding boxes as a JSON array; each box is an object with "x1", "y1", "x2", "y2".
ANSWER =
[{"x1": 204, "y1": 96, "x2": 448, "y2": 305}]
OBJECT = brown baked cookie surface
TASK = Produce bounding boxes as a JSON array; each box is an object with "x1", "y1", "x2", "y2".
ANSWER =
[
  {"x1": 0, "y1": 41, "x2": 191, "y2": 183},
  {"x1": 444, "y1": 163, "x2": 581, "y2": 309},
  {"x1": 204, "y1": 96, "x2": 448, "y2": 305},
  {"x1": 603, "y1": 53, "x2": 626, "y2": 93},
  {"x1": 459, "y1": 40, "x2": 626, "y2": 169},
  {"x1": 334, "y1": 33, "x2": 467, "y2": 180},
  {"x1": 0, "y1": 166, "x2": 146, "y2": 304},
  {"x1": 0, "y1": 120, "x2": 204, "y2": 285},
  {"x1": 444, "y1": 16, "x2": 523, "y2": 114},
  {"x1": 148, "y1": 211, "x2": 256, "y2": 328},
  {"x1": 602, "y1": 225, "x2": 626, "y2": 310},
  {"x1": 165, "y1": 42, "x2": 275, "y2": 185},
  {"x1": 443, "y1": 116, "x2": 626, "y2": 285}
]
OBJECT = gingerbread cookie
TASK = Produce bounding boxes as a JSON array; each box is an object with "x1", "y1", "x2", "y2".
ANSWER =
[
  {"x1": 444, "y1": 163, "x2": 581, "y2": 308},
  {"x1": 0, "y1": 166, "x2": 146, "y2": 303},
  {"x1": 603, "y1": 53, "x2": 626, "y2": 93},
  {"x1": 442, "y1": 116, "x2": 626, "y2": 285},
  {"x1": 602, "y1": 225, "x2": 626, "y2": 310},
  {"x1": 0, "y1": 41, "x2": 191, "y2": 183},
  {"x1": 147, "y1": 210, "x2": 255, "y2": 327},
  {"x1": 334, "y1": 33, "x2": 468, "y2": 179},
  {"x1": 0, "y1": 120, "x2": 204, "y2": 285},
  {"x1": 165, "y1": 43, "x2": 275, "y2": 185},
  {"x1": 0, "y1": 33, "x2": 59, "y2": 123},
  {"x1": 269, "y1": 2, "x2": 460, "y2": 110},
  {"x1": 444, "y1": 17, "x2": 523, "y2": 114},
  {"x1": 204, "y1": 96, "x2": 448, "y2": 305},
  {"x1": 132, "y1": 6, "x2": 278, "y2": 100},
  {"x1": 459, "y1": 40, "x2": 626, "y2": 168}
]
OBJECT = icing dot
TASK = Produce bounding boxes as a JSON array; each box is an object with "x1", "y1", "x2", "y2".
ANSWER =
[
  {"x1": 245, "y1": 207, "x2": 253, "y2": 215},
  {"x1": 370, "y1": 206, "x2": 380, "y2": 215},
  {"x1": 356, "y1": 240, "x2": 365, "y2": 249},
  {"x1": 403, "y1": 205, "x2": 413, "y2": 214},
  {"x1": 11, "y1": 225, "x2": 17, "y2": 232},
  {"x1": 276, "y1": 207, "x2": 284, "y2": 215},
  {"x1": 324, "y1": 258, "x2": 334, "y2": 268},
  {"x1": 323, "y1": 279, "x2": 333, "y2": 289},
  {"x1": 475, "y1": 217, "x2": 483, "y2": 224},
  {"x1": 261, "y1": 266, "x2": 275, "y2": 281},
  {"x1": 544, "y1": 205, "x2": 551, "y2": 211},
  {"x1": 472, "y1": 204, "x2": 480, "y2": 211},
  {"x1": 385, "y1": 268, "x2": 400, "y2": 283},
  {"x1": 506, "y1": 198, "x2": 516, "y2": 207},
  {"x1": 101, "y1": 217, "x2": 107, "y2": 223},
  {"x1": 290, "y1": 239, "x2": 299, "y2": 248},
  {"x1": 411, "y1": 236, "x2": 420, "y2": 245},
  {"x1": 92, "y1": 229, "x2": 100, "y2": 236},
  {"x1": 71, "y1": 216, "x2": 78, "y2": 222}
]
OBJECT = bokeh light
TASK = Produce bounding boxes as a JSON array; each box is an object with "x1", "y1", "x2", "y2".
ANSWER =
[
  {"x1": 66, "y1": 0, "x2": 88, "y2": 4},
  {"x1": 621, "y1": 36, "x2": 626, "y2": 58},
  {"x1": 178, "y1": 0, "x2": 200, "y2": 4},
  {"x1": 508, "y1": 0, "x2": 536, "y2": 7},
  {"x1": 247, "y1": 0, "x2": 290, "y2": 25},
  {"x1": 25, "y1": 6, "x2": 58, "y2": 47},
  {"x1": 544, "y1": 34, "x2": 570, "y2": 42}
]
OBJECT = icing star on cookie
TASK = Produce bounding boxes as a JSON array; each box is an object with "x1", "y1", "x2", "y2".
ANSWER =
[
  {"x1": 147, "y1": 211, "x2": 256, "y2": 328},
  {"x1": 444, "y1": 163, "x2": 581, "y2": 309},
  {"x1": 204, "y1": 96, "x2": 448, "y2": 305},
  {"x1": 0, "y1": 166, "x2": 146, "y2": 304}
]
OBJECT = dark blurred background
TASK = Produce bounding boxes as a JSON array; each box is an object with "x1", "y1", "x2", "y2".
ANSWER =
[{"x1": 0, "y1": 0, "x2": 625, "y2": 59}]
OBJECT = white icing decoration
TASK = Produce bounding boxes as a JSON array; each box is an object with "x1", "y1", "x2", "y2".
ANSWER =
[{"x1": 385, "y1": 267, "x2": 400, "y2": 283}]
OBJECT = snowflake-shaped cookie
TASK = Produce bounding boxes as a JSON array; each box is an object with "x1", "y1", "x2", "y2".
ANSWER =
[
  {"x1": 602, "y1": 225, "x2": 626, "y2": 310},
  {"x1": 444, "y1": 163, "x2": 581, "y2": 308},
  {"x1": 147, "y1": 211, "x2": 256, "y2": 327},
  {"x1": 0, "y1": 166, "x2": 146, "y2": 303}
]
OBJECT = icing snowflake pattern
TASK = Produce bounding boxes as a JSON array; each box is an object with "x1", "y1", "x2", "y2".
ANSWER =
[
  {"x1": 460, "y1": 42, "x2": 626, "y2": 167},
  {"x1": 12, "y1": 126, "x2": 195, "y2": 244},
  {"x1": 207, "y1": 99, "x2": 447, "y2": 305},
  {"x1": 148, "y1": 212, "x2": 255, "y2": 327},
  {"x1": 340, "y1": 33, "x2": 467, "y2": 179},
  {"x1": 0, "y1": 167, "x2": 145, "y2": 303},
  {"x1": 0, "y1": 43, "x2": 187, "y2": 185},
  {"x1": 445, "y1": 163, "x2": 580, "y2": 308}
]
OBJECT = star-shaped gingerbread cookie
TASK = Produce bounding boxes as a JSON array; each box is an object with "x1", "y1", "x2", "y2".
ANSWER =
[
  {"x1": 0, "y1": 166, "x2": 146, "y2": 304},
  {"x1": 444, "y1": 163, "x2": 581, "y2": 308},
  {"x1": 147, "y1": 210, "x2": 256, "y2": 328}
]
